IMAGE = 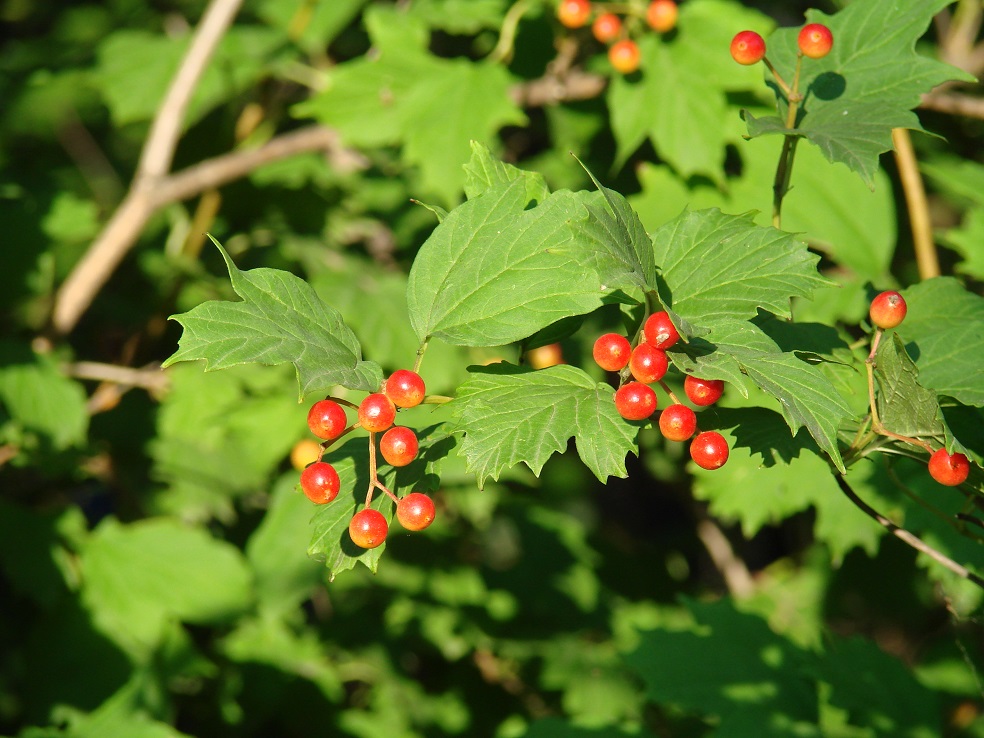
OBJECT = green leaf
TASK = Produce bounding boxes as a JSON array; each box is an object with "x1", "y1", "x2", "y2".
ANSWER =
[
  {"x1": 895, "y1": 278, "x2": 984, "y2": 407},
  {"x1": 575, "y1": 160, "x2": 658, "y2": 293},
  {"x1": 940, "y1": 206, "x2": 984, "y2": 282},
  {"x1": 163, "y1": 240, "x2": 382, "y2": 399},
  {"x1": 653, "y1": 209, "x2": 832, "y2": 324},
  {"x1": 463, "y1": 140, "x2": 550, "y2": 203},
  {"x1": 743, "y1": 0, "x2": 973, "y2": 186},
  {"x1": 0, "y1": 340, "x2": 88, "y2": 452},
  {"x1": 608, "y1": 0, "x2": 775, "y2": 181},
  {"x1": 406, "y1": 179, "x2": 605, "y2": 346},
  {"x1": 92, "y1": 27, "x2": 283, "y2": 129},
  {"x1": 873, "y1": 333, "x2": 946, "y2": 444},
  {"x1": 80, "y1": 518, "x2": 253, "y2": 650},
  {"x1": 447, "y1": 363, "x2": 638, "y2": 486},
  {"x1": 676, "y1": 320, "x2": 853, "y2": 469}
]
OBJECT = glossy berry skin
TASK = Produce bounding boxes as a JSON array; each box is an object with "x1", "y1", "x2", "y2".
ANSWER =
[
  {"x1": 869, "y1": 290, "x2": 907, "y2": 330},
  {"x1": 690, "y1": 431, "x2": 729, "y2": 470},
  {"x1": 380, "y1": 426, "x2": 419, "y2": 467},
  {"x1": 928, "y1": 449, "x2": 970, "y2": 486},
  {"x1": 684, "y1": 375, "x2": 724, "y2": 407},
  {"x1": 730, "y1": 30, "x2": 766, "y2": 65},
  {"x1": 659, "y1": 404, "x2": 697, "y2": 442},
  {"x1": 798, "y1": 23, "x2": 833, "y2": 59},
  {"x1": 349, "y1": 508, "x2": 388, "y2": 549},
  {"x1": 629, "y1": 343, "x2": 669, "y2": 384},
  {"x1": 615, "y1": 382, "x2": 658, "y2": 421},
  {"x1": 608, "y1": 39, "x2": 641, "y2": 75},
  {"x1": 300, "y1": 461, "x2": 340, "y2": 504},
  {"x1": 307, "y1": 399, "x2": 347, "y2": 440},
  {"x1": 557, "y1": 0, "x2": 590, "y2": 28},
  {"x1": 358, "y1": 393, "x2": 397, "y2": 432},
  {"x1": 593, "y1": 333, "x2": 632, "y2": 372},
  {"x1": 397, "y1": 493, "x2": 436, "y2": 531},
  {"x1": 643, "y1": 311, "x2": 680, "y2": 350},
  {"x1": 384, "y1": 369, "x2": 425, "y2": 408},
  {"x1": 592, "y1": 13, "x2": 622, "y2": 44},
  {"x1": 646, "y1": 0, "x2": 678, "y2": 33}
]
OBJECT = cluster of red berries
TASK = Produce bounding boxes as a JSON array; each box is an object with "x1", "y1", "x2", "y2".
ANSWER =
[
  {"x1": 730, "y1": 22, "x2": 833, "y2": 66},
  {"x1": 300, "y1": 369, "x2": 436, "y2": 549},
  {"x1": 556, "y1": 0, "x2": 680, "y2": 75},
  {"x1": 868, "y1": 290, "x2": 972, "y2": 487},
  {"x1": 593, "y1": 311, "x2": 730, "y2": 470}
]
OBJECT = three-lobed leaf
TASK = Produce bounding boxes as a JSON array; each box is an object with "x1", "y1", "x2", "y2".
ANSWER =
[{"x1": 163, "y1": 240, "x2": 382, "y2": 399}]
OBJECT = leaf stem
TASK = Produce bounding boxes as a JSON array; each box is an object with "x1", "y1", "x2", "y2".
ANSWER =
[
  {"x1": 891, "y1": 127, "x2": 940, "y2": 280},
  {"x1": 413, "y1": 338, "x2": 429, "y2": 375},
  {"x1": 487, "y1": 0, "x2": 531, "y2": 64},
  {"x1": 365, "y1": 431, "x2": 378, "y2": 507},
  {"x1": 830, "y1": 468, "x2": 984, "y2": 589},
  {"x1": 769, "y1": 54, "x2": 804, "y2": 230}
]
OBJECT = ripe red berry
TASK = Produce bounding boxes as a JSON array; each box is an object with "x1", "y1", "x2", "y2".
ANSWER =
[
  {"x1": 869, "y1": 290, "x2": 907, "y2": 330},
  {"x1": 730, "y1": 30, "x2": 766, "y2": 65},
  {"x1": 928, "y1": 448, "x2": 970, "y2": 487},
  {"x1": 349, "y1": 508, "x2": 388, "y2": 549},
  {"x1": 397, "y1": 493, "x2": 436, "y2": 531},
  {"x1": 684, "y1": 375, "x2": 724, "y2": 406},
  {"x1": 629, "y1": 343, "x2": 669, "y2": 384},
  {"x1": 646, "y1": 0, "x2": 678, "y2": 33},
  {"x1": 690, "y1": 431, "x2": 729, "y2": 470},
  {"x1": 592, "y1": 12, "x2": 622, "y2": 44},
  {"x1": 593, "y1": 333, "x2": 632, "y2": 372},
  {"x1": 643, "y1": 311, "x2": 680, "y2": 350},
  {"x1": 658, "y1": 404, "x2": 697, "y2": 442},
  {"x1": 384, "y1": 369, "x2": 426, "y2": 408},
  {"x1": 614, "y1": 382, "x2": 658, "y2": 420},
  {"x1": 557, "y1": 0, "x2": 590, "y2": 28},
  {"x1": 358, "y1": 393, "x2": 396, "y2": 432},
  {"x1": 307, "y1": 399, "x2": 347, "y2": 440},
  {"x1": 380, "y1": 426, "x2": 419, "y2": 467},
  {"x1": 299, "y1": 461, "x2": 340, "y2": 504},
  {"x1": 798, "y1": 23, "x2": 833, "y2": 59},
  {"x1": 608, "y1": 39, "x2": 641, "y2": 75}
]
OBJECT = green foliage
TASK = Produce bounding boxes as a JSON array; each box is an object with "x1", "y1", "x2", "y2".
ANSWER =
[{"x1": 3, "y1": 0, "x2": 984, "y2": 736}]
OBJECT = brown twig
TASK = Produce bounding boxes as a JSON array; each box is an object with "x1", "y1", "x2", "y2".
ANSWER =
[
  {"x1": 832, "y1": 471, "x2": 984, "y2": 589},
  {"x1": 695, "y1": 515, "x2": 755, "y2": 597},
  {"x1": 892, "y1": 128, "x2": 940, "y2": 280},
  {"x1": 920, "y1": 91, "x2": 984, "y2": 120}
]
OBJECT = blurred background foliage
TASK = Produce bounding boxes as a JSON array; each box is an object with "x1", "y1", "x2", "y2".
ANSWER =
[{"x1": 1, "y1": 0, "x2": 983, "y2": 736}]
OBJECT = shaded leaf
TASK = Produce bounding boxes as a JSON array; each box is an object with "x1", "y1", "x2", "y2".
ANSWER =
[
  {"x1": 873, "y1": 332, "x2": 946, "y2": 444},
  {"x1": 448, "y1": 363, "x2": 638, "y2": 486}
]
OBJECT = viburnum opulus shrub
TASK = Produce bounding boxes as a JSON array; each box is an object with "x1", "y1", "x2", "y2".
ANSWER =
[{"x1": 164, "y1": 0, "x2": 984, "y2": 582}]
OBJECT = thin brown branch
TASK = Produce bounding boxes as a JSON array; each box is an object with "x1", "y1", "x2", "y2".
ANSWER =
[
  {"x1": 832, "y1": 471, "x2": 984, "y2": 589},
  {"x1": 66, "y1": 361, "x2": 170, "y2": 393},
  {"x1": 921, "y1": 91, "x2": 984, "y2": 120},
  {"x1": 51, "y1": 125, "x2": 352, "y2": 335},
  {"x1": 510, "y1": 69, "x2": 607, "y2": 107},
  {"x1": 696, "y1": 515, "x2": 755, "y2": 597},
  {"x1": 892, "y1": 128, "x2": 939, "y2": 280},
  {"x1": 136, "y1": 0, "x2": 243, "y2": 180}
]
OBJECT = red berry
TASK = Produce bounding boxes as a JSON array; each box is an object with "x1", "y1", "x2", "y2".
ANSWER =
[
  {"x1": 349, "y1": 508, "x2": 388, "y2": 549},
  {"x1": 643, "y1": 311, "x2": 680, "y2": 349},
  {"x1": 658, "y1": 404, "x2": 697, "y2": 442},
  {"x1": 684, "y1": 375, "x2": 724, "y2": 407},
  {"x1": 928, "y1": 448, "x2": 970, "y2": 487},
  {"x1": 869, "y1": 290, "x2": 907, "y2": 330},
  {"x1": 690, "y1": 431, "x2": 729, "y2": 470},
  {"x1": 557, "y1": 0, "x2": 590, "y2": 28},
  {"x1": 359, "y1": 393, "x2": 396, "y2": 432},
  {"x1": 629, "y1": 343, "x2": 669, "y2": 384},
  {"x1": 730, "y1": 30, "x2": 766, "y2": 65},
  {"x1": 608, "y1": 39, "x2": 641, "y2": 74},
  {"x1": 299, "y1": 461, "x2": 340, "y2": 504},
  {"x1": 593, "y1": 333, "x2": 632, "y2": 372},
  {"x1": 592, "y1": 12, "x2": 622, "y2": 44},
  {"x1": 384, "y1": 369, "x2": 426, "y2": 408},
  {"x1": 798, "y1": 23, "x2": 833, "y2": 59},
  {"x1": 614, "y1": 382, "x2": 658, "y2": 420},
  {"x1": 307, "y1": 399, "x2": 347, "y2": 440},
  {"x1": 397, "y1": 493, "x2": 436, "y2": 531},
  {"x1": 379, "y1": 426, "x2": 419, "y2": 467},
  {"x1": 646, "y1": 0, "x2": 678, "y2": 33}
]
